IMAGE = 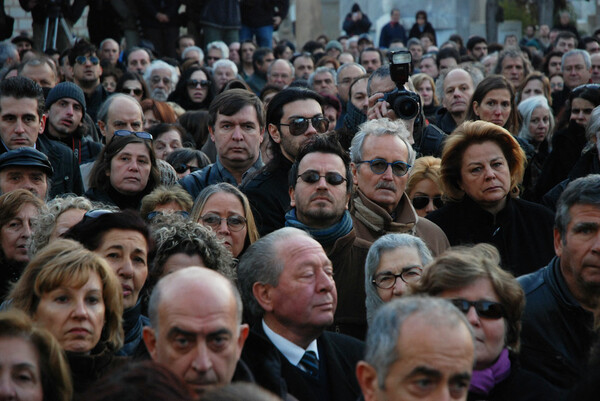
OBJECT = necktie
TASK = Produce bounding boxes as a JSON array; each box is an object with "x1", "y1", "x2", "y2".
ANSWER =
[{"x1": 299, "y1": 350, "x2": 319, "y2": 376}]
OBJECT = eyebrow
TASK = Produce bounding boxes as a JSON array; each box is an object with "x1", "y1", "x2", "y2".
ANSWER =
[{"x1": 406, "y1": 366, "x2": 442, "y2": 380}]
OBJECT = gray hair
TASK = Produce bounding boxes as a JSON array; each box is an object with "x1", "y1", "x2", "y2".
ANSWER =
[
  {"x1": 555, "y1": 175, "x2": 600, "y2": 239},
  {"x1": 237, "y1": 227, "x2": 311, "y2": 319},
  {"x1": 517, "y1": 96, "x2": 555, "y2": 144},
  {"x1": 96, "y1": 93, "x2": 143, "y2": 124},
  {"x1": 350, "y1": 118, "x2": 416, "y2": 166},
  {"x1": 364, "y1": 296, "x2": 474, "y2": 389},
  {"x1": 143, "y1": 60, "x2": 179, "y2": 90},
  {"x1": 213, "y1": 59, "x2": 239, "y2": 76},
  {"x1": 586, "y1": 106, "x2": 600, "y2": 143},
  {"x1": 561, "y1": 49, "x2": 591, "y2": 71},
  {"x1": 364, "y1": 234, "x2": 433, "y2": 324},
  {"x1": 308, "y1": 66, "x2": 337, "y2": 88},
  {"x1": 182, "y1": 46, "x2": 204, "y2": 63},
  {"x1": 435, "y1": 66, "x2": 482, "y2": 104},
  {"x1": 336, "y1": 62, "x2": 366, "y2": 84},
  {"x1": 367, "y1": 65, "x2": 391, "y2": 96},
  {"x1": 407, "y1": 38, "x2": 423, "y2": 49},
  {"x1": 0, "y1": 42, "x2": 18, "y2": 66},
  {"x1": 99, "y1": 38, "x2": 118, "y2": 51},
  {"x1": 493, "y1": 48, "x2": 531, "y2": 77},
  {"x1": 267, "y1": 58, "x2": 294, "y2": 79},
  {"x1": 206, "y1": 41, "x2": 229, "y2": 59}
]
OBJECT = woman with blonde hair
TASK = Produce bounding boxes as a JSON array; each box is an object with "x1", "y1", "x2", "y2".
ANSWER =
[
  {"x1": 406, "y1": 156, "x2": 443, "y2": 217},
  {"x1": 412, "y1": 73, "x2": 440, "y2": 123}
]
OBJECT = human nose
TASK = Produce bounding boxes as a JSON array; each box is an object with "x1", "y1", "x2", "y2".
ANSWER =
[
  {"x1": 21, "y1": 221, "x2": 32, "y2": 239},
  {"x1": 216, "y1": 218, "x2": 231, "y2": 236},
  {"x1": 392, "y1": 277, "x2": 407, "y2": 297},
  {"x1": 192, "y1": 341, "x2": 213, "y2": 373},
  {"x1": 381, "y1": 164, "x2": 394, "y2": 180},
  {"x1": 465, "y1": 305, "x2": 480, "y2": 327},
  {"x1": 483, "y1": 164, "x2": 496, "y2": 179},
  {"x1": 0, "y1": 373, "x2": 17, "y2": 399},
  {"x1": 425, "y1": 198, "x2": 436, "y2": 213},
  {"x1": 72, "y1": 297, "x2": 90, "y2": 319},
  {"x1": 316, "y1": 268, "x2": 335, "y2": 292},
  {"x1": 231, "y1": 125, "x2": 244, "y2": 141},
  {"x1": 118, "y1": 257, "x2": 134, "y2": 279}
]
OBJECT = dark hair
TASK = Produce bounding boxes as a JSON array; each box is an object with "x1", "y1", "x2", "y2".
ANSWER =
[
  {"x1": 68, "y1": 39, "x2": 97, "y2": 65},
  {"x1": 148, "y1": 122, "x2": 186, "y2": 145},
  {"x1": 167, "y1": 66, "x2": 215, "y2": 110},
  {"x1": 302, "y1": 40, "x2": 325, "y2": 54},
  {"x1": 0, "y1": 76, "x2": 45, "y2": 118},
  {"x1": 177, "y1": 110, "x2": 210, "y2": 147},
  {"x1": 556, "y1": 85, "x2": 600, "y2": 130},
  {"x1": 252, "y1": 47, "x2": 274, "y2": 70},
  {"x1": 555, "y1": 31, "x2": 578, "y2": 47},
  {"x1": 101, "y1": 65, "x2": 123, "y2": 83},
  {"x1": 436, "y1": 47, "x2": 461, "y2": 70},
  {"x1": 208, "y1": 88, "x2": 265, "y2": 130},
  {"x1": 359, "y1": 47, "x2": 383, "y2": 65},
  {"x1": 176, "y1": 34, "x2": 194, "y2": 48},
  {"x1": 541, "y1": 51, "x2": 563, "y2": 77},
  {"x1": 166, "y1": 147, "x2": 210, "y2": 171},
  {"x1": 466, "y1": 36, "x2": 487, "y2": 51}
]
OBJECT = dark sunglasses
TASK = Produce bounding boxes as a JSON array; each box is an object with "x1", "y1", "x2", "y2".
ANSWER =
[
  {"x1": 113, "y1": 130, "x2": 153, "y2": 140},
  {"x1": 279, "y1": 116, "x2": 329, "y2": 136},
  {"x1": 206, "y1": 56, "x2": 221, "y2": 61},
  {"x1": 357, "y1": 159, "x2": 411, "y2": 177},
  {"x1": 174, "y1": 164, "x2": 200, "y2": 174},
  {"x1": 200, "y1": 213, "x2": 247, "y2": 232},
  {"x1": 186, "y1": 79, "x2": 210, "y2": 89},
  {"x1": 75, "y1": 55, "x2": 99, "y2": 65},
  {"x1": 412, "y1": 195, "x2": 444, "y2": 210},
  {"x1": 297, "y1": 170, "x2": 347, "y2": 186},
  {"x1": 450, "y1": 299, "x2": 506, "y2": 319},
  {"x1": 122, "y1": 87, "x2": 143, "y2": 96}
]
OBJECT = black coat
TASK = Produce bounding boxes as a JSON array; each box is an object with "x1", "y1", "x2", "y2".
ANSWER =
[{"x1": 408, "y1": 22, "x2": 437, "y2": 43}]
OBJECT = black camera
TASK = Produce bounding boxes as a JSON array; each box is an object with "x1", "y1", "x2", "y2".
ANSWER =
[{"x1": 381, "y1": 50, "x2": 420, "y2": 120}]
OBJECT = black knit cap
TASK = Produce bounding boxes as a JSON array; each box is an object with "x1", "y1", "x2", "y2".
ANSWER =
[
  {"x1": 0, "y1": 147, "x2": 53, "y2": 177},
  {"x1": 45, "y1": 82, "x2": 86, "y2": 115},
  {"x1": 351, "y1": 3, "x2": 361, "y2": 12}
]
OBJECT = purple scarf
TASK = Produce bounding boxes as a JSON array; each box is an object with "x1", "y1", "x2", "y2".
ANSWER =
[{"x1": 469, "y1": 348, "x2": 512, "y2": 395}]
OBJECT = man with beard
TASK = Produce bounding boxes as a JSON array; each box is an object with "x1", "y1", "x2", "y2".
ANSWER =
[
  {"x1": 69, "y1": 40, "x2": 108, "y2": 122},
  {"x1": 519, "y1": 175, "x2": 600, "y2": 389},
  {"x1": 144, "y1": 60, "x2": 178, "y2": 102}
]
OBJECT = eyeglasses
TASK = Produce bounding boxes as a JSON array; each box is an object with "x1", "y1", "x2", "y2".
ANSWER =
[
  {"x1": 279, "y1": 116, "x2": 329, "y2": 136},
  {"x1": 186, "y1": 79, "x2": 210, "y2": 89},
  {"x1": 297, "y1": 170, "x2": 347, "y2": 186},
  {"x1": 356, "y1": 159, "x2": 411, "y2": 177},
  {"x1": 113, "y1": 130, "x2": 153, "y2": 140},
  {"x1": 150, "y1": 76, "x2": 172, "y2": 85},
  {"x1": 174, "y1": 164, "x2": 200, "y2": 174},
  {"x1": 200, "y1": 213, "x2": 247, "y2": 232},
  {"x1": 372, "y1": 267, "x2": 423, "y2": 289},
  {"x1": 122, "y1": 87, "x2": 143, "y2": 96},
  {"x1": 412, "y1": 195, "x2": 444, "y2": 210},
  {"x1": 75, "y1": 55, "x2": 99, "y2": 65},
  {"x1": 146, "y1": 210, "x2": 190, "y2": 221},
  {"x1": 449, "y1": 299, "x2": 506, "y2": 319}
]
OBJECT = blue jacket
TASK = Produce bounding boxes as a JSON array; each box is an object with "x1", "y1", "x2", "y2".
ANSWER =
[{"x1": 379, "y1": 22, "x2": 407, "y2": 48}]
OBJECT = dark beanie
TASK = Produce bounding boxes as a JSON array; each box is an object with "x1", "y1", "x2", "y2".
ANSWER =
[
  {"x1": 351, "y1": 3, "x2": 361, "y2": 12},
  {"x1": 45, "y1": 82, "x2": 86, "y2": 115}
]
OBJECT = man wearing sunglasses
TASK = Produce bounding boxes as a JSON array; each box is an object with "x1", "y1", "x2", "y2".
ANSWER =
[
  {"x1": 349, "y1": 118, "x2": 448, "y2": 256},
  {"x1": 179, "y1": 89, "x2": 265, "y2": 200},
  {"x1": 287, "y1": 135, "x2": 370, "y2": 339},
  {"x1": 144, "y1": 60, "x2": 178, "y2": 102},
  {"x1": 97, "y1": 93, "x2": 145, "y2": 144},
  {"x1": 518, "y1": 176, "x2": 600, "y2": 389}
]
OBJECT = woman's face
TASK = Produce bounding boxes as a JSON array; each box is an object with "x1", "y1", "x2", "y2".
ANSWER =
[
  {"x1": 102, "y1": 76, "x2": 117, "y2": 93},
  {"x1": 473, "y1": 88, "x2": 512, "y2": 127},
  {"x1": 154, "y1": 130, "x2": 183, "y2": 160},
  {"x1": 95, "y1": 229, "x2": 148, "y2": 310},
  {"x1": 34, "y1": 273, "x2": 105, "y2": 353},
  {"x1": 187, "y1": 70, "x2": 209, "y2": 104},
  {"x1": 521, "y1": 79, "x2": 544, "y2": 102},
  {"x1": 373, "y1": 246, "x2": 424, "y2": 302},
  {"x1": 143, "y1": 109, "x2": 159, "y2": 131},
  {"x1": 0, "y1": 337, "x2": 43, "y2": 401},
  {"x1": 199, "y1": 192, "x2": 247, "y2": 258},
  {"x1": 417, "y1": 80, "x2": 434, "y2": 106},
  {"x1": 161, "y1": 252, "x2": 205, "y2": 278},
  {"x1": 1, "y1": 203, "x2": 39, "y2": 263},
  {"x1": 175, "y1": 158, "x2": 198, "y2": 179},
  {"x1": 528, "y1": 106, "x2": 551, "y2": 144},
  {"x1": 122, "y1": 80, "x2": 143, "y2": 101},
  {"x1": 570, "y1": 97, "x2": 595, "y2": 127},
  {"x1": 108, "y1": 143, "x2": 152, "y2": 195},
  {"x1": 408, "y1": 178, "x2": 442, "y2": 217},
  {"x1": 459, "y1": 141, "x2": 511, "y2": 213},
  {"x1": 550, "y1": 75, "x2": 564, "y2": 93},
  {"x1": 439, "y1": 278, "x2": 506, "y2": 370},
  {"x1": 49, "y1": 208, "x2": 87, "y2": 242}
]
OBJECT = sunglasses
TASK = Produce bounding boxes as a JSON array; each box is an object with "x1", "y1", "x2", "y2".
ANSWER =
[
  {"x1": 122, "y1": 87, "x2": 143, "y2": 96},
  {"x1": 200, "y1": 213, "x2": 247, "y2": 232},
  {"x1": 186, "y1": 79, "x2": 210, "y2": 89},
  {"x1": 113, "y1": 130, "x2": 153, "y2": 140},
  {"x1": 297, "y1": 170, "x2": 347, "y2": 186},
  {"x1": 279, "y1": 116, "x2": 329, "y2": 136},
  {"x1": 357, "y1": 159, "x2": 411, "y2": 177},
  {"x1": 174, "y1": 164, "x2": 200, "y2": 174},
  {"x1": 412, "y1": 195, "x2": 444, "y2": 210},
  {"x1": 450, "y1": 299, "x2": 506, "y2": 319},
  {"x1": 75, "y1": 55, "x2": 99, "y2": 65}
]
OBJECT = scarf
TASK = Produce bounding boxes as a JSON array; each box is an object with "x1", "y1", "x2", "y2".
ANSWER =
[
  {"x1": 284, "y1": 209, "x2": 353, "y2": 248},
  {"x1": 351, "y1": 191, "x2": 416, "y2": 235},
  {"x1": 469, "y1": 348, "x2": 512, "y2": 395},
  {"x1": 343, "y1": 100, "x2": 367, "y2": 135}
]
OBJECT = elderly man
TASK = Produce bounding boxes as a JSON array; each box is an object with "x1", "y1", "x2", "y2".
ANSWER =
[
  {"x1": 494, "y1": 48, "x2": 530, "y2": 89},
  {"x1": 309, "y1": 67, "x2": 338, "y2": 97},
  {"x1": 0, "y1": 147, "x2": 53, "y2": 198},
  {"x1": 434, "y1": 67, "x2": 478, "y2": 135},
  {"x1": 179, "y1": 89, "x2": 264, "y2": 199},
  {"x1": 99, "y1": 38, "x2": 120, "y2": 67},
  {"x1": 266, "y1": 59, "x2": 294, "y2": 90},
  {"x1": 144, "y1": 60, "x2": 178, "y2": 102},
  {"x1": 143, "y1": 267, "x2": 250, "y2": 399},
  {"x1": 292, "y1": 53, "x2": 315, "y2": 80},
  {"x1": 18, "y1": 56, "x2": 58, "y2": 89},
  {"x1": 182, "y1": 46, "x2": 205, "y2": 66},
  {"x1": 591, "y1": 53, "x2": 600, "y2": 84},
  {"x1": 349, "y1": 118, "x2": 448, "y2": 255},
  {"x1": 356, "y1": 297, "x2": 475, "y2": 401},
  {"x1": 213, "y1": 59, "x2": 239, "y2": 91},
  {"x1": 68, "y1": 40, "x2": 108, "y2": 122},
  {"x1": 238, "y1": 227, "x2": 364, "y2": 401},
  {"x1": 127, "y1": 47, "x2": 152, "y2": 74},
  {"x1": 206, "y1": 41, "x2": 229, "y2": 68},
  {"x1": 519, "y1": 175, "x2": 600, "y2": 389},
  {"x1": 562, "y1": 49, "x2": 591, "y2": 90}
]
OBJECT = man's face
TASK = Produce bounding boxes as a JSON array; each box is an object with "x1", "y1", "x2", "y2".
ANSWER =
[
  {"x1": 351, "y1": 134, "x2": 409, "y2": 214},
  {"x1": 555, "y1": 204, "x2": 600, "y2": 303},
  {"x1": 127, "y1": 50, "x2": 150, "y2": 74},
  {"x1": 587, "y1": 41, "x2": 600, "y2": 54},
  {"x1": 442, "y1": 69, "x2": 474, "y2": 115},
  {"x1": 149, "y1": 68, "x2": 174, "y2": 101},
  {"x1": 350, "y1": 78, "x2": 369, "y2": 114},
  {"x1": 419, "y1": 58, "x2": 438, "y2": 79},
  {"x1": 501, "y1": 56, "x2": 525, "y2": 87},
  {"x1": 556, "y1": 38, "x2": 576, "y2": 53},
  {"x1": 293, "y1": 56, "x2": 314, "y2": 80},
  {"x1": 360, "y1": 51, "x2": 382, "y2": 73},
  {"x1": 563, "y1": 54, "x2": 591, "y2": 89},
  {"x1": 206, "y1": 48, "x2": 223, "y2": 68},
  {"x1": 73, "y1": 53, "x2": 102, "y2": 85},
  {"x1": 257, "y1": 53, "x2": 275, "y2": 75},
  {"x1": 47, "y1": 98, "x2": 84, "y2": 138},
  {"x1": 0, "y1": 96, "x2": 44, "y2": 149},
  {"x1": 337, "y1": 65, "x2": 364, "y2": 103},
  {"x1": 209, "y1": 105, "x2": 263, "y2": 171},
  {"x1": 439, "y1": 57, "x2": 458, "y2": 75},
  {"x1": 15, "y1": 40, "x2": 32, "y2": 55},
  {"x1": 98, "y1": 97, "x2": 143, "y2": 143},
  {"x1": 214, "y1": 66, "x2": 237, "y2": 90},
  {"x1": 290, "y1": 152, "x2": 350, "y2": 228},
  {"x1": 391, "y1": 10, "x2": 400, "y2": 23},
  {"x1": 20, "y1": 64, "x2": 57, "y2": 89},
  {"x1": 471, "y1": 42, "x2": 488, "y2": 60},
  {"x1": 591, "y1": 54, "x2": 600, "y2": 83},
  {"x1": 100, "y1": 40, "x2": 119, "y2": 65},
  {"x1": 267, "y1": 60, "x2": 293, "y2": 89},
  {"x1": 241, "y1": 43, "x2": 256, "y2": 64},
  {"x1": 0, "y1": 166, "x2": 47, "y2": 198},
  {"x1": 408, "y1": 44, "x2": 423, "y2": 63},
  {"x1": 228, "y1": 42, "x2": 240, "y2": 64},
  {"x1": 312, "y1": 72, "x2": 337, "y2": 96},
  {"x1": 548, "y1": 56, "x2": 562, "y2": 76},
  {"x1": 177, "y1": 38, "x2": 195, "y2": 56}
]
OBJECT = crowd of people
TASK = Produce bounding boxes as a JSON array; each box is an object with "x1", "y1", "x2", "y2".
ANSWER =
[{"x1": 1, "y1": 1, "x2": 600, "y2": 400}]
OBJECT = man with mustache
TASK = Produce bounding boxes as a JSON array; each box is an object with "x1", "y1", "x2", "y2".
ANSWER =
[
  {"x1": 349, "y1": 118, "x2": 448, "y2": 255},
  {"x1": 238, "y1": 227, "x2": 364, "y2": 401},
  {"x1": 144, "y1": 60, "x2": 178, "y2": 102}
]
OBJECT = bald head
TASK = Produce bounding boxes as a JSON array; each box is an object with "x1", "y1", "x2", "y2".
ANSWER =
[{"x1": 97, "y1": 94, "x2": 144, "y2": 143}]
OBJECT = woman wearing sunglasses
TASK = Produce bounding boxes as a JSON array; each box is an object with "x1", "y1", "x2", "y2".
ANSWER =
[
  {"x1": 406, "y1": 156, "x2": 443, "y2": 217},
  {"x1": 168, "y1": 66, "x2": 216, "y2": 111},
  {"x1": 425, "y1": 121, "x2": 555, "y2": 277},
  {"x1": 190, "y1": 183, "x2": 259, "y2": 259},
  {"x1": 412, "y1": 244, "x2": 560, "y2": 401},
  {"x1": 116, "y1": 72, "x2": 149, "y2": 103}
]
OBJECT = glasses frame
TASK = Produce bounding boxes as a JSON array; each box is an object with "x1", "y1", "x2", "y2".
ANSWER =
[
  {"x1": 449, "y1": 298, "x2": 506, "y2": 319},
  {"x1": 356, "y1": 158, "x2": 412, "y2": 177},
  {"x1": 122, "y1": 87, "x2": 143, "y2": 96},
  {"x1": 75, "y1": 55, "x2": 100, "y2": 65},
  {"x1": 297, "y1": 170, "x2": 347, "y2": 186},
  {"x1": 278, "y1": 116, "x2": 329, "y2": 136},
  {"x1": 113, "y1": 130, "x2": 153, "y2": 140},
  {"x1": 174, "y1": 164, "x2": 200, "y2": 174},
  {"x1": 200, "y1": 213, "x2": 247, "y2": 232},
  {"x1": 411, "y1": 195, "x2": 444, "y2": 210},
  {"x1": 186, "y1": 79, "x2": 210, "y2": 89},
  {"x1": 372, "y1": 267, "x2": 423, "y2": 289}
]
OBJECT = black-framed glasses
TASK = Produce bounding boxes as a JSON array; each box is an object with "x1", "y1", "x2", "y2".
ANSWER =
[
  {"x1": 186, "y1": 79, "x2": 210, "y2": 89},
  {"x1": 412, "y1": 195, "x2": 444, "y2": 210},
  {"x1": 357, "y1": 159, "x2": 411, "y2": 177},
  {"x1": 174, "y1": 164, "x2": 200, "y2": 174},
  {"x1": 297, "y1": 170, "x2": 347, "y2": 186},
  {"x1": 449, "y1": 299, "x2": 506, "y2": 320},
  {"x1": 200, "y1": 213, "x2": 247, "y2": 232},
  {"x1": 279, "y1": 116, "x2": 329, "y2": 136},
  {"x1": 146, "y1": 210, "x2": 190, "y2": 221},
  {"x1": 113, "y1": 130, "x2": 153, "y2": 140},
  {"x1": 75, "y1": 55, "x2": 99, "y2": 65},
  {"x1": 122, "y1": 87, "x2": 143, "y2": 96},
  {"x1": 372, "y1": 267, "x2": 423, "y2": 289}
]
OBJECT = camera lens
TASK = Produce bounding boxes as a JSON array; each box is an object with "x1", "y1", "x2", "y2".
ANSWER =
[{"x1": 393, "y1": 96, "x2": 419, "y2": 120}]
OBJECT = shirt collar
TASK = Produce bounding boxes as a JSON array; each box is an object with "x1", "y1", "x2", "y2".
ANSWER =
[{"x1": 262, "y1": 319, "x2": 319, "y2": 366}]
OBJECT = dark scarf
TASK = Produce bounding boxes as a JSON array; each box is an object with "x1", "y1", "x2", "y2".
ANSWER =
[
  {"x1": 117, "y1": 299, "x2": 149, "y2": 356},
  {"x1": 284, "y1": 209, "x2": 353, "y2": 247},
  {"x1": 343, "y1": 100, "x2": 367, "y2": 135}
]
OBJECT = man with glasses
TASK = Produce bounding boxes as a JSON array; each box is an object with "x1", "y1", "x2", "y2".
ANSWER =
[
  {"x1": 287, "y1": 135, "x2": 370, "y2": 339},
  {"x1": 242, "y1": 88, "x2": 328, "y2": 235},
  {"x1": 144, "y1": 60, "x2": 178, "y2": 102},
  {"x1": 69, "y1": 40, "x2": 108, "y2": 122},
  {"x1": 179, "y1": 89, "x2": 265, "y2": 200},
  {"x1": 349, "y1": 118, "x2": 448, "y2": 255}
]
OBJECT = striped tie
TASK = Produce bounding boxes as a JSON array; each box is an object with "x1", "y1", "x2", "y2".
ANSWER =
[{"x1": 299, "y1": 350, "x2": 319, "y2": 376}]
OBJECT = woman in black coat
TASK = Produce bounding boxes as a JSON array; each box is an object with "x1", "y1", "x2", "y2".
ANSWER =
[{"x1": 408, "y1": 10, "x2": 437, "y2": 45}]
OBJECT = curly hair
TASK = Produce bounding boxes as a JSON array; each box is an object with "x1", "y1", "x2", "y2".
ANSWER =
[{"x1": 140, "y1": 185, "x2": 194, "y2": 220}]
